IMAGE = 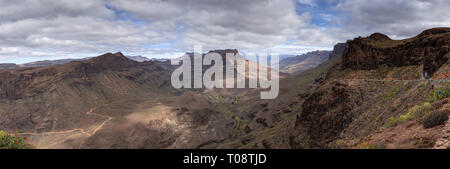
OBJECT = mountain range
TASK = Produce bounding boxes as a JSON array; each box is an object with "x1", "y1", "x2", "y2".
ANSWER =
[
  {"x1": 0, "y1": 55, "x2": 168, "y2": 70},
  {"x1": 279, "y1": 50, "x2": 332, "y2": 74},
  {"x1": 0, "y1": 28, "x2": 449, "y2": 149}
]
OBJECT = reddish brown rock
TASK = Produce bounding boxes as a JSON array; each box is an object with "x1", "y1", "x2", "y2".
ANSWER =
[
  {"x1": 342, "y1": 28, "x2": 450, "y2": 78},
  {"x1": 329, "y1": 42, "x2": 348, "y2": 59}
]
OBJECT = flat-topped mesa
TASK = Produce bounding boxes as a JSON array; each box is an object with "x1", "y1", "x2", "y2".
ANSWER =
[{"x1": 342, "y1": 28, "x2": 450, "y2": 77}]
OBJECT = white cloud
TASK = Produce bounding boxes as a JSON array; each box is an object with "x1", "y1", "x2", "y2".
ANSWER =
[
  {"x1": 0, "y1": 0, "x2": 326, "y2": 63},
  {"x1": 107, "y1": 0, "x2": 180, "y2": 21},
  {"x1": 2, "y1": 0, "x2": 450, "y2": 63},
  {"x1": 109, "y1": 0, "x2": 311, "y2": 52},
  {"x1": 0, "y1": 0, "x2": 113, "y2": 21},
  {"x1": 0, "y1": 15, "x2": 176, "y2": 62},
  {"x1": 335, "y1": 0, "x2": 450, "y2": 38},
  {"x1": 298, "y1": 0, "x2": 317, "y2": 6}
]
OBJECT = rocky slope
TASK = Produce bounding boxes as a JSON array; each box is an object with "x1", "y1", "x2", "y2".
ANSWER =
[{"x1": 342, "y1": 28, "x2": 450, "y2": 78}]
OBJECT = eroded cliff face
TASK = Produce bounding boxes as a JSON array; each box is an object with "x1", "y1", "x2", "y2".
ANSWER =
[
  {"x1": 329, "y1": 42, "x2": 348, "y2": 59},
  {"x1": 342, "y1": 28, "x2": 450, "y2": 78},
  {"x1": 291, "y1": 82, "x2": 362, "y2": 148}
]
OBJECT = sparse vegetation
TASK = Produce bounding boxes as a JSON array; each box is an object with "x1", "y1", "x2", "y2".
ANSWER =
[
  {"x1": 384, "y1": 102, "x2": 433, "y2": 127},
  {"x1": 384, "y1": 117, "x2": 397, "y2": 128},
  {"x1": 423, "y1": 110, "x2": 448, "y2": 128},
  {"x1": 354, "y1": 137, "x2": 377, "y2": 149},
  {"x1": 232, "y1": 115, "x2": 242, "y2": 129},
  {"x1": 391, "y1": 86, "x2": 400, "y2": 98},
  {"x1": 372, "y1": 65, "x2": 391, "y2": 78},
  {"x1": 232, "y1": 96, "x2": 240, "y2": 104},
  {"x1": 0, "y1": 130, "x2": 34, "y2": 149},
  {"x1": 427, "y1": 85, "x2": 450, "y2": 102},
  {"x1": 389, "y1": 81, "x2": 414, "y2": 99},
  {"x1": 208, "y1": 94, "x2": 225, "y2": 104}
]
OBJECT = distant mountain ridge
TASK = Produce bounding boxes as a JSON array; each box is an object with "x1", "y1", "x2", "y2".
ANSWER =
[
  {"x1": 279, "y1": 50, "x2": 332, "y2": 74},
  {"x1": 126, "y1": 55, "x2": 151, "y2": 62},
  {"x1": 0, "y1": 55, "x2": 168, "y2": 70},
  {"x1": 0, "y1": 58, "x2": 88, "y2": 69}
]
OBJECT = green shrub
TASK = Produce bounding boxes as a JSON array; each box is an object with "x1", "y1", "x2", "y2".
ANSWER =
[
  {"x1": 423, "y1": 111, "x2": 448, "y2": 129},
  {"x1": 0, "y1": 130, "x2": 33, "y2": 149},
  {"x1": 384, "y1": 102, "x2": 433, "y2": 127},
  {"x1": 232, "y1": 96, "x2": 240, "y2": 104},
  {"x1": 428, "y1": 86, "x2": 450, "y2": 102},
  {"x1": 384, "y1": 117, "x2": 398, "y2": 128},
  {"x1": 400, "y1": 103, "x2": 432, "y2": 122}
]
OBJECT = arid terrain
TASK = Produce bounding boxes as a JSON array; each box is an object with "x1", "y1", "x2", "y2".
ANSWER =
[{"x1": 1, "y1": 28, "x2": 449, "y2": 149}]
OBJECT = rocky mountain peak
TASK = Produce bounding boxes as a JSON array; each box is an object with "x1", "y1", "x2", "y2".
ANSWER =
[
  {"x1": 90, "y1": 52, "x2": 129, "y2": 63},
  {"x1": 368, "y1": 33, "x2": 391, "y2": 41},
  {"x1": 84, "y1": 52, "x2": 136, "y2": 70}
]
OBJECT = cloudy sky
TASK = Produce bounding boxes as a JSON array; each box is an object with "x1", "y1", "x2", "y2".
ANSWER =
[{"x1": 0, "y1": 0, "x2": 449, "y2": 63}]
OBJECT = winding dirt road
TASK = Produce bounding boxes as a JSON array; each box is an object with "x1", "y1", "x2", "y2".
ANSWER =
[{"x1": 19, "y1": 107, "x2": 113, "y2": 148}]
